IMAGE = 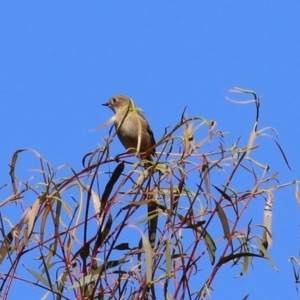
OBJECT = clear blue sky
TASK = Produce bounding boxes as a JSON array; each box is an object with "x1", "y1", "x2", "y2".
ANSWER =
[{"x1": 1, "y1": 2, "x2": 300, "y2": 299}]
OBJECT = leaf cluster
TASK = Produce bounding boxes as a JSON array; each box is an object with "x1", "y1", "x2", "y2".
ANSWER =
[{"x1": 0, "y1": 88, "x2": 296, "y2": 300}]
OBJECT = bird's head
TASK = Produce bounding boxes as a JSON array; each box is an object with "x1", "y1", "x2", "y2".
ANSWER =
[{"x1": 103, "y1": 95, "x2": 135, "y2": 114}]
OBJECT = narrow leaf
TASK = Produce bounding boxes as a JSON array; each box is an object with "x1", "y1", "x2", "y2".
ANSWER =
[
  {"x1": 215, "y1": 201, "x2": 231, "y2": 240},
  {"x1": 219, "y1": 252, "x2": 265, "y2": 265},
  {"x1": 25, "y1": 266, "x2": 62, "y2": 294},
  {"x1": 102, "y1": 162, "x2": 124, "y2": 206},
  {"x1": 95, "y1": 213, "x2": 113, "y2": 250},
  {"x1": 213, "y1": 185, "x2": 232, "y2": 203},
  {"x1": 166, "y1": 238, "x2": 172, "y2": 278},
  {"x1": 9, "y1": 149, "x2": 25, "y2": 194},
  {"x1": 142, "y1": 229, "x2": 153, "y2": 284},
  {"x1": 0, "y1": 230, "x2": 13, "y2": 265},
  {"x1": 200, "y1": 227, "x2": 216, "y2": 265},
  {"x1": 28, "y1": 199, "x2": 40, "y2": 237},
  {"x1": 273, "y1": 139, "x2": 292, "y2": 170},
  {"x1": 113, "y1": 243, "x2": 131, "y2": 250}
]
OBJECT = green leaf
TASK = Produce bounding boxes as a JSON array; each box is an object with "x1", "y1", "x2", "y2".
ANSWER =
[
  {"x1": 113, "y1": 243, "x2": 131, "y2": 250},
  {"x1": 95, "y1": 213, "x2": 112, "y2": 249},
  {"x1": 201, "y1": 227, "x2": 216, "y2": 265},
  {"x1": 219, "y1": 252, "x2": 265, "y2": 266},
  {"x1": 25, "y1": 266, "x2": 62, "y2": 294},
  {"x1": 102, "y1": 162, "x2": 124, "y2": 206},
  {"x1": 215, "y1": 201, "x2": 231, "y2": 240},
  {"x1": 9, "y1": 149, "x2": 25, "y2": 194},
  {"x1": 142, "y1": 230, "x2": 153, "y2": 285},
  {"x1": 0, "y1": 229, "x2": 13, "y2": 265}
]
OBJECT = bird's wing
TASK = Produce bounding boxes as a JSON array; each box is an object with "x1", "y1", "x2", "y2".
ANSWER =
[{"x1": 137, "y1": 110, "x2": 156, "y2": 151}]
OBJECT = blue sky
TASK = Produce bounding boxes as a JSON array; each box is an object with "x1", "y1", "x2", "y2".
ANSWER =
[{"x1": 1, "y1": 2, "x2": 300, "y2": 299}]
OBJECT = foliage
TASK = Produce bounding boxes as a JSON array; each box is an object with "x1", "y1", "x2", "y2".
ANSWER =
[{"x1": 0, "y1": 88, "x2": 295, "y2": 299}]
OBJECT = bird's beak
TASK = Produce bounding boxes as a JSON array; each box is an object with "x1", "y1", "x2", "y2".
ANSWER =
[{"x1": 102, "y1": 102, "x2": 109, "y2": 107}]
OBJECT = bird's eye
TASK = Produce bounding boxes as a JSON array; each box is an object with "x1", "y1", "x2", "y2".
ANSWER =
[{"x1": 112, "y1": 98, "x2": 116, "y2": 103}]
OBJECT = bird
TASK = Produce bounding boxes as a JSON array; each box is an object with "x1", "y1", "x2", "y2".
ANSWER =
[
  {"x1": 102, "y1": 95, "x2": 156, "y2": 161},
  {"x1": 103, "y1": 95, "x2": 158, "y2": 248}
]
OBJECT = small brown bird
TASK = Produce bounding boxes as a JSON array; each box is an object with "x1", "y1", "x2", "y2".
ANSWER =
[
  {"x1": 102, "y1": 95, "x2": 156, "y2": 160},
  {"x1": 103, "y1": 95, "x2": 158, "y2": 248}
]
